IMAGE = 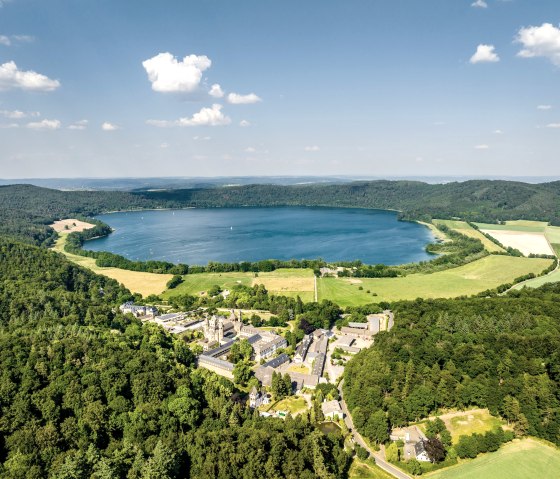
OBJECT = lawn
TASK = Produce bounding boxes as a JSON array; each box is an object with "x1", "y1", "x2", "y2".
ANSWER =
[
  {"x1": 426, "y1": 438, "x2": 560, "y2": 479},
  {"x1": 434, "y1": 220, "x2": 504, "y2": 253},
  {"x1": 267, "y1": 396, "x2": 309, "y2": 415},
  {"x1": 349, "y1": 459, "x2": 394, "y2": 479},
  {"x1": 443, "y1": 410, "x2": 505, "y2": 443},
  {"x1": 317, "y1": 256, "x2": 553, "y2": 307},
  {"x1": 52, "y1": 233, "x2": 172, "y2": 297}
]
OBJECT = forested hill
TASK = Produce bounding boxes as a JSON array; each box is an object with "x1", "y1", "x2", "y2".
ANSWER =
[
  {"x1": 144, "y1": 180, "x2": 560, "y2": 224},
  {"x1": 343, "y1": 288, "x2": 560, "y2": 447},
  {"x1": 0, "y1": 237, "x2": 349, "y2": 478},
  {"x1": 3, "y1": 179, "x2": 560, "y2": 245}
]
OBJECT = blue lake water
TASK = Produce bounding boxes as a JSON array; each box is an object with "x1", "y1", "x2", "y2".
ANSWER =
[{"x1": 84, "y1": 207, "x2": 436, "y2": 265}]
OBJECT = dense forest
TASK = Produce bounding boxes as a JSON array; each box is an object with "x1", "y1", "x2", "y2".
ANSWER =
[
  {"x1": 343, "y1": 288, "x2": 560, "y2": 447},
  {"x1": 3, "y1": 179, "x2": 560, "y2": 246},
  {"x1": 0, "y1": 238, "x2": 349, "y2": 478}
]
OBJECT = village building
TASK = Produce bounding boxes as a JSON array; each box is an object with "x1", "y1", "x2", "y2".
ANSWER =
[
  {"x1": 321, "y1": 400, "x2": 344, "y2": 420},
  {"x1": 390, "y1": 425, "x2": 430, "y2": 462},
  {"x1": 119, "y1": 302, "x2": 158, "y2": 318},
  {"x1": 248, "y1": 386, "x2": 271, "y2": 408},
  {"x1": 294, "y1": 334, "x2": 312, "y2": 363}
]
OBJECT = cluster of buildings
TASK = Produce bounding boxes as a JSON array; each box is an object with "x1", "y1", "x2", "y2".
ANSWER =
[
  {"x1": 339, "y1": 313, "x2": 386, "y2": 338},
  {"x1": 119, "y1": 302, "x2": 158, "y2": 318},
  {"x1": 197, "y1": 310, "x2": 288, "y2": 378}
]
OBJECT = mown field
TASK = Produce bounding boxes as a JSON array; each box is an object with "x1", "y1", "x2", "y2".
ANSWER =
[
  {"x1": 317, "y1": 256, "x2": 553, "y2": 307},
  {"x1": 349, "y1": 459, "x2": 394, "y2": 479},
  {"x1": 52, "y1": 233, "x2": 172, "y2": 296},
  {"x1": 434, "y1": 220, "x2": 504, "y2": 253},
  {"x1": 161, "y1": 268, "x2": 315, "y2": 302},
  {"x1": 426, "y1": 438, "x2": 560, "y2": 479}
]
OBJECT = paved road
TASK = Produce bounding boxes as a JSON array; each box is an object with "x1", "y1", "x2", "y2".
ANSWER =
[{"x1": 338, "y1": 379, "x2": 412, "y2": 479}]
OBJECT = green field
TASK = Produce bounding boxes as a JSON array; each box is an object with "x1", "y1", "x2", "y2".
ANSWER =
[
  {"x1": 434, "y1": 220, "x2": 504, "y2": 253},
  {"x1": 474, "y1": 221, "x2": 546, "y2": 233},
  {"x1": 426, "y1": 438, "x2": 560, "y2": 479},
  {"x1": 349, "y1": 459, "x2": 394, "y2": 479},
  {"x1": 53, "y1": 233, "x2": 173, "y2": 296},
  {"x1": 317, "y1": 256, "x2": 553, "y2": 307},
  {"x1": 162, "y1": 268, "x2": 315, "y2": 302}
]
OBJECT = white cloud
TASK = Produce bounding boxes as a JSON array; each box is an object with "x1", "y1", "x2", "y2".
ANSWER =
[
  {"x1": 26, "y1": 119, "x2": 61, "y2": 130},
  {"x1": 147, "y1": 104, "x2": 231, "y2": 127},
  {"x1": 0, "y1": 34, "x2": 34, "y2": 46},
  {"x1": 470, "y1": 44, "x2": 500, "y2": 63},
  {"x1": 12, "y1": 35, "x2": 34, "y2": 43},
  {"x1": 227, "y1": 92, "x2": 262, "y2": 104},
  {"x1": 0, "y1": 61, "x2": 60, "y2": 91},
  {"x1": 209, "y1": 83, "x2": 224, "y2": 98},
  {"x1": 494, "y1": 129, "x2": 504, "y2": 134},
  {"x1": 0, "y1": 122, "x2": 18, "y2": 128},
  {"x1": 537, "y1": 105, "x2": 552, "y2": 110},
  {"x1": 160, "y1": 142, "x2": 169, "y2": 149},
  {"x1": 546, "y1": 123, "x2": 560, "y2": 128},
  {"x1": 245, "y1": 147, "x2": 256, "y2": 153},
  {"x1": 517, "y1": 23, "x2": 560, "y2": 66},
  {"x1": 193, "y1": 135, "x2": 211, "y2": 140},
  {"x1": 0, "y1": 109, "x2": 39, "y2": 119},
  {"x1": 68, "y1": 120, "x2": 88, "y2": 130},
  {"x1": 475, "y1": 144, "x2": 490, "y2": 149},
  {"x1": 101, "y1": 122, "x2": 119, "y2": 131},
  {"x1": 471, "y1": 0, "x2": 488, "y2": 8},
  {"x1": 142, "y1": 52, "x2": 211, "y2": 93},
  {"x1": 304, "y1": 145, "x2": 320, "y2": 152},
  {"x1": 239, "y1": 120, "x2": 251, "y2": 127}
]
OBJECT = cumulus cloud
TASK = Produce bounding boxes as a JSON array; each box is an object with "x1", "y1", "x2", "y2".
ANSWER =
[
  {"x1": 227, "y1": 92, "x2": 262, "y2": 104},
  {"x1": 0, "y1": 35, "x2": 9, "y2": 46},
  {"x1": 209, "y1": 83, "x2": 224, "y2": 98},
  {"x1": 68, "y1": 120, "x2": 88, "y2": 130},
  {"x1": 475, "y1": 144, "x2": 490, "y2": 149},
  {"x1": 471, "y1": 0, "x2": 488, "y2": 8},
  {"x1": 470, "y1": 44, "x2": 500, "y2": 63},
  {"x1": 26, "y1": 119, "x2": 61, "y2": 130},
  {"x1": 101, "y1": 122, "x2": 119, "y2": 131},
  {"x1": 146, "y1": 104, "x2": 231, "y2": 128},
  {"x1": 304, "y1": 145, "x2": 320, "y2": 152},
  {"x1": 546, "y1": 123, "x2": 560, "y2": 128},
  {"x1": 517, "y1": 23, "x2": 560, "y2": 66},
  {"x1": 142, "y1": 52, "x2": 211, "y2": 93},
  {"x1": 239, "y1": 120, "x2": 251, "y2": 127},
  {"x1": 537, "y1": 105, "x2": 552, "y2": 110},
  {"x1": 0, "y1": 61, "x2": 60, "y2": 91}
]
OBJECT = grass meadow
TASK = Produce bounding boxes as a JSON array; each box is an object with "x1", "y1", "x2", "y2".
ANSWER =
[
  {"x1": 426, "y1": 438, "x2": 560, "y2": 479},
  {"x1": 317, "y1": 256, "x2": 553, "y2": 307}
]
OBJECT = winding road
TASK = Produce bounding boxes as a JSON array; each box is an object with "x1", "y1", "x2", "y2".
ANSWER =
[{"x1": 338, "y1": 379, "x2": 411, "y2": 479}]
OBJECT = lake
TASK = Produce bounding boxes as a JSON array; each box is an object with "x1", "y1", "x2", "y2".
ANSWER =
[{"x1": 84, "y1": 207, "x2": 436, "y2": 265}]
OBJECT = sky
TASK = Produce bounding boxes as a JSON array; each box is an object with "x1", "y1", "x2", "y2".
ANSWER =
[{"x1": 0, "y1": 0, "x2": 560, "y2": 179}]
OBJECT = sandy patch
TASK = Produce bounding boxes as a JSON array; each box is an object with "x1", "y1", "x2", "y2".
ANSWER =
[
  {"x1": 344, "y1": 279, "x2": 363, "y2": 284},
  {"x1": 51, "y1": 219, "x2": 95, "y2": 233},
  {"x1": 481, "y1": 229, "x2": 554, "y2": 256}
]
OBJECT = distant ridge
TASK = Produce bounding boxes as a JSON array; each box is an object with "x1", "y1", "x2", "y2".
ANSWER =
[{"x1": 2, "y1": 179, "x2": 560, "y2": 245}]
